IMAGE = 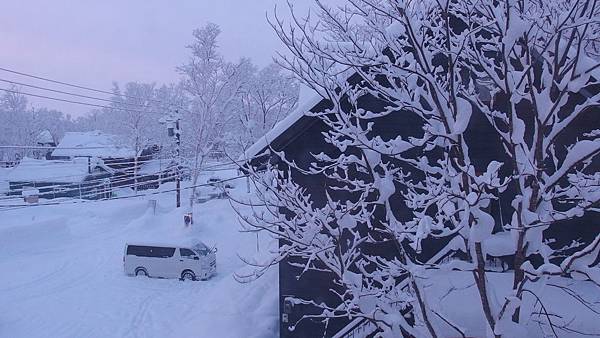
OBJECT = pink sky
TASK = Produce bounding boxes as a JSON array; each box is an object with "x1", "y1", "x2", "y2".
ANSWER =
[{"x1": 0, "y1": 0, "x2": 313, "y2": 116}]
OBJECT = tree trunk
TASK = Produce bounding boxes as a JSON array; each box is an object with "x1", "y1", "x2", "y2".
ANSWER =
[
  {"x1": 134, "y1": 155, "x2": 138, "y2": 194},
  {"x1": 188, "y1": 154, "x2": 204, "y2": 226},
  {"x1": 473, "y1": 242, "x2": 499, "y2": 338},
  {"x1": 411, "y1": 278, "x2": 438, "y2": 338}
]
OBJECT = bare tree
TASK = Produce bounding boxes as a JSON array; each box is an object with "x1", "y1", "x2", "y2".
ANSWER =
[
  {"x1": 232, "y1": 63, "x2": 300, "y2": 154},
  {"x1": 109, "y1": 82, "x2": 160, "y2": 193},
  {"x1": 236, "y1": 0, "x2": 600, "y2": 337},
  {"x1": 0, "y1": 86, "x2": 35, "y2": 160},
  {"x1": 178, "y1": 23, "x2": 249, "y2": 224}
]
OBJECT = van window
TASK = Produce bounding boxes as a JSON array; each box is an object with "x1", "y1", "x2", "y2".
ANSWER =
[
  {"x1": 127, "y1": 245, "x2": 149, "y2": 256},
  {"x1": 154, "y1": 247, "x2": 176, "y2": 258},
  {"x1": 193, "y1": 243, "x2": 210, "y2": 256},
  {"x1": 127, "y1": 245, "x2": 175, "y2": 258},
  {"x1": 180, "y1": 248, "x2": 196, "y2": 258}
]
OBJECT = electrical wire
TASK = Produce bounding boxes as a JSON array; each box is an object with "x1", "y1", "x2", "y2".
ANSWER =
[
  {"x1": 0, "y1": 172, "x2": 164, "y2": 200},
  {"x1": 0, "y1": 176, "x2": 171, "y2": 209},
  {"x1": 0, "y1": 145, "x2": 136, "y2": 150},
  {"x1": 0, "y1": 165, "x2": 242, "y2": 199},
  {"x1": 0, "y1": 87, "x2": 164, "y2": 116},
  {"x1": 0, "y1": 174, "x2": 247, "y2": 211},
  {"x1": 0, "y1": 66, "x2": 187, "y2": 111},
  {"x1": 0, "y1": 159, "x2": 239, "y2": 184},
  {"x1": 0, "y1": 160, "x2": 242, "y2": 198},
  {"x1": 0, "y1": 78, "x2": 172, "y2": 111},
  {"x1": 3, "y1": 169, "x2": 245, "y2": 204}
]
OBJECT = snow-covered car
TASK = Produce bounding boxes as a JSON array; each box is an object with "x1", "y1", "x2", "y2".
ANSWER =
[
  {"x1": 123, "y1": 241, "x2": 217, "y2": 281},
  {"x1": 206, "y1": 176, "x2": 234, "y2": 189},
  {"x1": 193, "y1": 176, "x2": 234, "y2": 203}
]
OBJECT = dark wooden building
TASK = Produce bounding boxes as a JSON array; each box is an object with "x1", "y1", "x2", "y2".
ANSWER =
[{"x1": 244, "y1": 74, "x2": 600, "y2": 337}]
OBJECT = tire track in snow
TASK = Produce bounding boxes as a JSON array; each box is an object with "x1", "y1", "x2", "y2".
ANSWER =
[
  {"x1": 0, "y1": 259, "x2": 70, "y2": 293},
  {"x1": 121, "y1": 293, "x2": 154, "y2": 338}
]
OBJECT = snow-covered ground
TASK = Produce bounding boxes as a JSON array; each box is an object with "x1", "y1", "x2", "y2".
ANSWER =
[
  {"x1": 425, "y1": 272, "x2": 600, "y2": 337},
  {"x1": 3, "y1": 170, "x2": 599, "y2": 338},
  {"x1": 0, "y1": 176, "x2": 278, "y2": 338}
]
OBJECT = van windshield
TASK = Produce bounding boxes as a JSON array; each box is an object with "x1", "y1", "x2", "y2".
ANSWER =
[{"x1": 192, "y1": 243, "x2": 210, "y2": 256}]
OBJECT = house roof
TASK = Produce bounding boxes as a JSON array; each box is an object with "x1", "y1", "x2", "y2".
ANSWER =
[
  {"x1": 242, "y1": 91, "x2": 325, "y2": 161},
  {"x1": 6, "y1": 157, "x2": 106, "y2": 183},
  {"x1": 52, "y1": 131, "x2": 136, "y2": 159},
  {"x1": 37, "y1": 130, "x2": 54, "y2": 145},
  {"x1": 241, "y1": 69, "x2": 360, "y2": 162},
  {"x1": 137, "y1": 159, "x2": 175, "y2": 176}
]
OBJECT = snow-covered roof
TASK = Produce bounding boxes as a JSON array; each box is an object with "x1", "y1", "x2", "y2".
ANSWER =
[
  {"x1": 126, "y1": 238, "x2": 210, "y2": 249},
  {"x1": 37, "y1": 130, "x2": 54, "y2": 145},
  {"x1": 241, "y1": 89, "x2": 324, "y2": 161},
  {"x1": 22, "y1": 188, "x2": 40, "y2": 197},
  {"x1": 7, "y1": 157, "x2": 98, "y2": 183},
  {"x1": 52, "y1": 131, "x2": 135, "y2": 159},
  {"x1": 138, "y1": 159, "x2": 173, "y2": 175}
]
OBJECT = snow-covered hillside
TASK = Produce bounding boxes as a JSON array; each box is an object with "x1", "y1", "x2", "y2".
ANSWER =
[{"x1": 0, "y1": 177, "x2": 278, "y2": 338}]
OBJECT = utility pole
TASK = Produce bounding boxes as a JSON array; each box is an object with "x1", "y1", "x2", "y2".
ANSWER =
[
  {"x1": 159, "y1": 110, "x2": 182, "y2": 208},
  {"x1": 175, "y1": 117, "x2": 181, "y2": 208}
]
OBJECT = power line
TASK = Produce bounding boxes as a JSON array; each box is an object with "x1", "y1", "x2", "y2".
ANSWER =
[
  {"x1": 0, "y1": 167, "x2": 163, "y2": 197},
  {"x1": 0, "y1": 66, "x2": 184, "y2": 109},
  {"x1": 0, "y1": 160, "x2": 242, "y2": 197},
  {"x1": 0, "y1": 163, "x2": 239, "y2": 196},
  {"x1": 0, "y1": 177, "x2": 167, "y2": 208},
  {"x1": 0, "y1": 174, "x2": 246, "y2": 211},
  {"x1": 0, "y1": 87, "x2": 164, "y2": 116},
  {"x1": 0, "y1": 78, "x2": 169, "y2": 111},
  {"x1": 0, "y1": 161, "x2": 184, "y2": 196},
  {"x1": 0, "y1": 145, "x2": 131, "y2": 150},
  {"x1": 0, "y1": 166, "x2": 239, "y2": 201},
  {"x1": 1, "y1": 174, "x2": 169, "y2": 201},
  {"x1": 0, "y1": 154, "x2": 240, "y2": 170}
]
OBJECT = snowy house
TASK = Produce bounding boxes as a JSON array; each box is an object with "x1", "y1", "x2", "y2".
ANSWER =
[
  {"x1": 36, "y1": 130, "x2": 56, "y2": 147},
  {"x1": 51, "y1": 131, "x2": 157, "y2": 164},
  {"x1": 6, "y1": 157, "x2": 113, "y2": 200},
  {"x1": 51, "y1": 131, "x2": 159, "y2": 188},
  {"x1": 243, "y1": 73, "x2": 600, "y2": 337},
  {"x1": 35, "y1": 130, "x2": 57, "y2": 160},
  {"x1": 51, "y1": 131, "x2": 135, "y2": 161},
  {"x1": 243, "y1": 87, "x2": 433, "y2": 337}
]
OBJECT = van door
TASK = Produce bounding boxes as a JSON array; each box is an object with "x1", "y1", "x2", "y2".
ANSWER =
[
  {"x1": 164, "y1": 249, "x2": 182, "y2": 278},
  {"x1": 179, "y1": 248, "x2": 201, "y2": 277},
  {"x1": 149, "y1": 246, "x2": 177, "y2": 278}
]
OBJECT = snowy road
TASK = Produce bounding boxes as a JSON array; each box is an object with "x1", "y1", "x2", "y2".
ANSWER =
[{"x1": 0, "y1": 186, "x2": 278, "y2": 338}]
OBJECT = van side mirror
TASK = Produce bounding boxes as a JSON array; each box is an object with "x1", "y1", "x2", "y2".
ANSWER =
[{"x1": 212, "y1": 247, "x2": 218, "y2": 253}]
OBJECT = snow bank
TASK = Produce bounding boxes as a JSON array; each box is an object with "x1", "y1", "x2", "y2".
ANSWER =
[{"x1": 6, "y1": 157, "x2": 94, "y2": 183}]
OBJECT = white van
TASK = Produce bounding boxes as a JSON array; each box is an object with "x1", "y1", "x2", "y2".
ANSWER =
[{"x1": 123, "y1": 241, "x2": 217, "y2": 281}]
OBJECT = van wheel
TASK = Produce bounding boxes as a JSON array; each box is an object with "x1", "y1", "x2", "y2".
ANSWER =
[
  {"x1": 181, "y1": 270, "x2": 196, "y2": 281},
  {"x1": 135, "y1": 268, "x2": 148, "y2": 277}
]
